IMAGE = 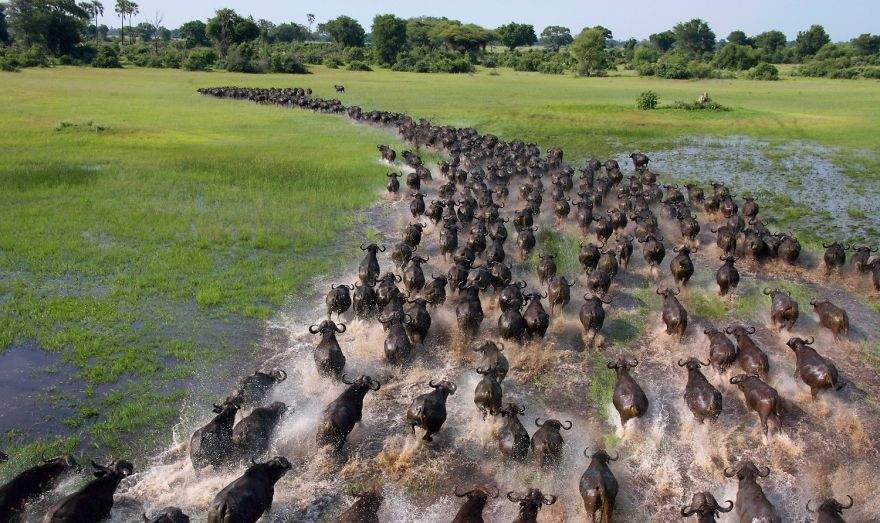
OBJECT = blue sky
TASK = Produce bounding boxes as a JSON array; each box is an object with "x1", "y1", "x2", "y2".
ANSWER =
[{"x1": 106, "y1": 0, "x2": 878, "y2": 41}]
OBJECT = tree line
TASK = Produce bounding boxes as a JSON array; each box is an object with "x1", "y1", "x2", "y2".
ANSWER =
[{"x1": 1, "y1": 2, "x2": 878, "y2": 79}]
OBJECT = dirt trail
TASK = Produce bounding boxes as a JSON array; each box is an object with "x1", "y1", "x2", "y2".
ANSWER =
[{"x1": 100, "y1": 108, "x2": 880, "y2": 522}]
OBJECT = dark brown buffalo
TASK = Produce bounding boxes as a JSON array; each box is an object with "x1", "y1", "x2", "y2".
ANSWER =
[
  {"x1": 726, "y1": 324, "x2": 769, "y2": 378},
  {"x1": 630, "y1": 152, "x2": 649, "y2": 171},
  {"x1": 658, "y1": 287, "x2": 687, "y2": 338},
  {"x1": 579, "y1": 241, "x2": 603, "y2": 272},
  {"x1": 404, "y1": 297, "x2": 432, "y2": 346},
  {"x1": 531, "y1": 418, "x2": 571, "y2": 467},
  {"x1": 680, "y1": 492, "x2": 733, "y2": 522},
  {"x1": 333, "y1": 489, "x2": 383, "y2": 523},
  {"x1": 777, "y1": 233, "x2": 801, "y2": 265},
  {"x1": 207, "y1": 457, "x2": 291, "y2": 523},
  {"x1": 730, "y1": 374, "x2": 783, "y2": 435},
  {"x1": 579, "y1": 449, "x2": 619, "y2": 523},
  {"x1": 711, "y1": 225, "x2": 737, "y2": 257},
  {"x1": 609, "y1": 357, "x2": 648, "y2": 427},
  {"x1": 352, "y1": 280, "x2": 379, "y2": 318},
  {"x1": 456, "y1": 284, "x2": 485, "y2": 339},
  {"x1": 640, "y1": 234, "x2": 666, "y2": 268},
  {"x1": 43, "y1": 460, "x2": 133, "y2": 523},
  {"x1": 679, "y1": 358, "x2": 722, "y2": 423},
  {"x1": 451, "y1": 485, "x2": 498, "y2": 523},
  {"x1": 191, "y1": 398, "x2": 241, "y2": 469},
  {"x1": 0, "y1": 454, "x2": 81, "y2": 519},
  {"x1": 580, "y1": 294, "x2": 611, "y2": 344},
  {"x1": 497, "y1": 403, "x2": 530, "y2": 461},
  {"x1": 787, "y1": 337, "x2": 845, "y2": 399},
  {"x1": 498, "y1": 301, "x2": 528, "y2": 343},
  {"x1": 506, "y1": 489, "x2": 556, "y2": 523},
  {"x1": 406, "y1": 379, "x2": 456, "y2": 441},
  {"x1": 358, "y1": 243, "x2": 385, "y2": 284},
  {"x1": 851, "y1": 245, "x2": 876, "y2": 273},
  {"x1": 227, "y1": 369, "x2": 287, "y2": 406},
  {"x1": 822, "y1": 241, "x2": 849, "y2": 274},
  {"x1": 143, "y1": 506, "x2": 190, "y2": 523},
  {"x1": 670, "y1": 245, "x2": 697, "y2": 285},
  {"x1": 872, "y1": 258, "x2": 880, "y2": 291},
  {"x1": 316, "y1": 375, "x2": 380, "y2": 452},
  {"x1": 536, "y1": 254, "x2": 556, "y2": 287},
  {"x1": 806, "y1": 495, "x2": 853, "y2": 523},
  {"x1": 546, "y1": 275, "x2": 576, "y2": 314},
  {"x1": 402, "y1": 256, "x2": 428, "y2": 293},
  {"x1": 810, "y1": 299, "x2": 849, "y2": 339},
  {"x1": 522, "y1": 292, "x2": 550, "y2": 338},
  {"x1": 473, "y1": 341, "x2": 509, "y2": 383},
  {"x1": 615, "y1": 235, "x2": 634, "y2": 269},
  {"x1": 715, "y1": 255, "x2": 740, "y2": 296},
  {"x1": 764, "y1": 287, "x2": 799, "y2": 331},
  {"x1": 723, "y1": 460, "x2": 780, "y2": 522},
  {"x1": 310, "y1": 319, "x2": 346, "y2": 379},
  {"x1": 326, "y1": 284, "x2": 354, "y2": 318},
  {"x1": 704, "y1": 327, "x2": 737, "y2": 374},
  {"x1": 386, "y1": 172, "x2": 400, "y2": 194},
  {"x1": 232, "y1": 402, "x2": 288, "y2": 460},
  {"x1": 474, "y1": 367, "x2": 503, "y2": 419}
]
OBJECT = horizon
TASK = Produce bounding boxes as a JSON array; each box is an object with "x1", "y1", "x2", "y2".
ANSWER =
[{"x1": 95, "y1": 0, "x2": 880, "y2": 41}]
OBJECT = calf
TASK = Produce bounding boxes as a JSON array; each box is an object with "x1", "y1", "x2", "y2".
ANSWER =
[
  {"x1": 579, "y1": 449, "x2": 619, "y2": 523},
  {"x1": 787, "y1": 337, "x2": 845, "y2": 399},
  {"x1": 406, "y1": 380, "x2": 456, "y2": 442},
  {"x1": 679, "y1": 358, "x2": 722, "y2": 423},
  {"x1": 608, "y1": 357, "x2": 649, "y2": 427},
  {"x1": 0, "y1": 454, "x2": 81, "y2": 518},
  {"x1": 206, "y1": 457, "x2": 291, "y2": 523},
  {"x1": 730, "y1": 374, "x2": 783, "y2": 435},
  {"x1": 723, "y1": 460, "x2": 780, "y2": 522},
  {"x1": 43, "y1": 460, "x2": 133, "y2": 522}
]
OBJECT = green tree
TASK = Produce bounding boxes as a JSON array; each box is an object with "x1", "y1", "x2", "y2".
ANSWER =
[
  {"x1": 272, "y1": 22, "x2": 309, "y2": 43},
  {"x1": 673, "y1": 18, "x2": 715, "y2": 56},
  {"x1": 371, "y1": 14, "x2": 407, "y2": 65},
  {"x1": 0, "y1": 4, "x2": 9, "y2": 45},
  {"x1": 649, "y1": 30, "x2": 675, "y2": 52},
  {"x1": 113, "y1": 0, "x2": 136, "y2": 45},
  {"x1": 794, "y1": 24, "x2": 830, "y2": 59},
  {"x1": 713, "y1": 42, "x2": 758, "y2": 70},
  {"x1": 430, "y1": 21, "x2": 492, "y2": 54},
  {"x1": 319, "y1": 15, "x2": 365, "y2": 47},
  {"x1": 570, "y1": 26, "x2": 610, "y2": 76},
  {"x1": 754, "y1": 30, "x2": 786, "y2": 58},
  {"x1": 306, "y1": 13, "x2": 315, "y2": 33},
  {"x1": 727, "y1": 30, "x2": 752, "y2": 47},
  {"x1": 851, "y1": 33, "x2": 880, "y2": 55},
  {"x1": 135, "y1": 21, "x2": 153, "y2": 42},
  {"x1": 6, "y1": 0, "x2": 89, "y2": 54},
  {"x1": 405, "y1": 17, "x2": 445, "y2": 48},
  {"x1": 257, "y1": 19, "x2": 275, "y2": 43},
  {"x1": 179, "y1": 20, "x2": 208, "y2": 48},
  {"x1": 206, "y1": 8, "x2": 243, "y2": 55},
  {"x1": 539, "y1": 25, "x2": 572, "y2": 50},
  {"x1": 234, "y1": 17, "x2": 260, "y2": 43},
  {"x1": 496, "y1": 22, "x2": 536, "y2": 50},
  {"x1": 79, "y1": 1, "x2": 103, "y2": 44}
]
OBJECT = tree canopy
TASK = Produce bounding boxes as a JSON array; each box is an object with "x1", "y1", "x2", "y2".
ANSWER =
[
  {"x1": 539, "y1": 25, "x2": 572, "y2": 50},
  {"x1": 794, "y1": 24, "x2": 830, "y2": 59},
  {"x1": 673, "y1": 18, "x2": 715, "y2": 56},
  {"x1": 179, "y1": 19, "x2": 208, "y2": 47},
  {"x1": 319, "y1": 15, "x2": 365, "y2": 47},
  {"x1": 372, "y1": 14, "x2": 407, "y2": 64},
  {"x1": 649, "y1": 30, "x2": 676, "y2": 52},
  {"x1": 570, "y1": 26, "x2": 610, "y2": 76},
  {"x1": 5, "y1": 0, "x2": 89, "y2": 54},
  {"x1": 496, "y1": 22, "x2": 536, "y2": 50}
]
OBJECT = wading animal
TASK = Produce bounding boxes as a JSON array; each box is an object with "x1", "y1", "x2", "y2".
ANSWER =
[
  {"x1": 143, "y1": 507, "x2": 190, "y2": 523},
  {"x1": 579, "y1": 449, "x2": 619, "y2": 523},
  {"x1": 316, "y1": 375, "x2": 380, "y2": 453},
  {"x1": 406, "y1": 380, "x2": 456, "y2": 442},
  {"x1": 608, "y1": 357, "x2": 649, "y2": 427},
  {"x1": 326, "y1": 284, "x2": 354, "y2": 318},
  {"x1": 42, "y1": 460, "x2": 133, "y2": 523},
  {"x1": 787, "y1": 337, "x2": 845, "y2": 399},
  {"x1": 729, "y1": 374, "x2": 783, "y2": 435},
  {"x1": 679, "y1": 358, "x2": 722, "y2": 423},
  {"x1": 531, "y1": 418, "x2": 572, "y2": 467},
  {"x1": 680, "y1": 492, "x2": 733, "y2": 522},
  {"x1": 228, "y1": 369, "x2": 287, "y2": 406},
  {"x1": 474, "y1": 367, "x2": 503, "y2": 419},
  {"x1": 232, "y1": 402, "x2": 288, "y2": 460},
  {"x1": 0, "y1": 454, "x2": 81, "y2": 518},
  {"x1": 206, "y1": 457, "x2": 291, "y2": 523},
  {"x1": 473, "y1": 341, "x2": 509, "y2": 383},
  {"x1": 310, "y1": 319, "x2": 347, "y2": 379},
  {"x1": 506, "y1": 489, "x2": 556, "y2": 523},
  {"x1": 723, "y1": 461, "x2": 780, "y2": 522},
  {"x1": 496, "y1": 403, "x2": 530, "y2": 461},
  {"x1": 191, "y1": 398, "x2": 241, "y2": 469}
]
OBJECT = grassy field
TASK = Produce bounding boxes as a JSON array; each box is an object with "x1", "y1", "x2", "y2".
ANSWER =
[{"x1": 1, "y1": 65, "x2": 878, "y2": 464}]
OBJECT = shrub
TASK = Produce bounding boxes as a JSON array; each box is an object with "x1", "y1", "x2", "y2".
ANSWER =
[
  {"x1": 713, "y1": 43, "x2": 759, "y2": 70},
  {"x1": 747, "y1": 62, "x2": 779, "y2": 80},
  {"x1": 162, "y1": 48, "x2": 183, "y2": 69},
  {"x1": 19, "y1": 45, "x2": 52, "y2": 68},
  {"x1": 656, "y1": 50, "x2": 690, "y2": 79},
  {"x1": 345, "y1": 60, "x2": 372, "y2": 71},
  {"x1": 93, "y1": 46, "x2": 122, "y2": 68},
  {"x1": 324, "y1": 58, "x2": 342, "y2": 69},
  {"x1": 685, "y1": 59, "x2": 715, "y2": 79},
  {"x1": 537, "y1": 52, "x2": 571, "y2": 74},
  {"x1": 636, "y1": 91, "x2": 659, "y2": 110},
  {"x1": 183, "y1": 49, "x2": 217, "y2": 71},
  {"x1": 0, "y1": 55, "x2": 20, "y2": 72},
  {"x1": 225, "y1": 43, "x2": 265, "y2": 73},
  {"x1": 391, "y1": 46, "x2": 474, "y2": 73},
  {"x1": 269, "y1": 52, "x2": 308, "y2": 74}
]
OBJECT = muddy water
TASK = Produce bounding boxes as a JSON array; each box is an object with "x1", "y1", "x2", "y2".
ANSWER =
[{"x1": 100, "y1": 120, "x2": 880, "y2": 522}]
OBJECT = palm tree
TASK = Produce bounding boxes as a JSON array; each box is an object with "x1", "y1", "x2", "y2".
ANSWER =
[
  {"x1": 307, "y1": 13, "x2": 315, "y2": 34},
  {"x1": 127, "y1": 1, "x2": 139, "y2": 45},
  {"x1": 84, "y1": 1, "x2": 104, "y2": 44},
  {"x1": 114, "y1": 0, "x2": 127, "y2": 44}
]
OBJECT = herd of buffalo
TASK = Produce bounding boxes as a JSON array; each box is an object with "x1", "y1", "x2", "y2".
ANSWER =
[{"x1": 1, "y1": 84, "x2": 876, "y2": 522}]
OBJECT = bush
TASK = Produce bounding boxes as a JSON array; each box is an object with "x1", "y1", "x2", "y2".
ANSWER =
[
  {"x1": 162, "y1": 48, "x2": 183, "y2": 69},
  {"x1": 287, "y1": 42, "x2": 344, "y2": 65},
  {"x1": 19, "y1": 46, "x2": 52, "y2": 68},
  {"x1": 225, "y1": 43, "x2": 265, "y2": 73},
  {"x1": 656, "y1": 50, "x2": 690, "y2": 79},
  {"x1": 183, "y1": 49, "x2": 217, "y2": 71},
  {"x1": 93, "y1": 46, "x2": 122, "y2": 68},
  {"x1": 391, "y1": 46, "x2": 474, "y2": 73},
  {"x1": 713, "y1": 43, "x2": 759, "y2": 70},
  {"x1": 0, "y1": 55, "x2": 20, "y2": 72},
  {"x1": 747, "y1": 62, "x2": 779, "y2": 80},
  {"x1": 269, "y1": 52, "x2": 308, "y2": 74},
  {"x1": 324, "y1": 58, "x2": 342, "y2": 69},
  {"x1": 636, "y1": 91, "x2": 659, "y2": 110},
  {"x1": 345, "y1": 60, "x2": 372, "y2": 71}
]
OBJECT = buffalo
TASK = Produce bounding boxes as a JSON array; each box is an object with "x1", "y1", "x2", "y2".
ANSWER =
[
  {"x1": 352, "y1": 281, "x2": 379, "y2": 319},
  {"x1": 326, "y1": 284, "x2": 354, "y2": 318},
  {"x1": 506, "y1": 489, "x2": 556, "y2": 523},
  {"x1": 546, "y1": 275, "x2": 576, "y2": 314},
  {"x1": 640, "y1": 234, "x2": 666, "y2": 269},
  {"x1": 711, "y1": 225, "x2": 737, "y2": 257},
  {"x1": 670, "y1": 245, "x2": 697, "y2": 286},
  {"x1": 580, "y1": 294, "x2": 611, "y2": 346},
  {"x1": 43, "y1": 460, "x2": 133, "y2": 523},
  {"x1": 0, "y1": 454, "x2": 81, "y2": 518},
  {"x1": 522, "y1": 292, "x2": 550, "y2": 338},
  {"x1": 232, "y1": 402, "x2": 288, "y2": 460},
  {"x1": 579, "y1": 449, "x2": 619, "y2": 523},
  {"x1": 608, "y1": 357, "x2": 649, "y2": 427},
  {"x1": 456, "y1": 284, "x2": 485, "y2": 339},
  {"x1": 680, "y1": 492, "x2": 733, "y2": 522},
  {"x1": 810, "y1": 299, "x2": 849, "y2": 339},
  {"x1": 310, "y1": 319, "x2": 347, "y2": 379},
  {"x1": 787, "y1": 337, "x2": 845, "y2": 399},
  {"x1": 191, "y1": 398, "x2": 241, "y2": 469},
  {"x1": 806, "y1": 496, "x2": 854, "y2": 523},
  {"x1": 723, "y1": 460, "x2": 780, "y2": 522},
  {"x1": 474, "y1": 367, "x2": 503, "y2": 419},
  {"x1": 451, "y1": 485, "x2": 498, "y2": 523},
  {"x1": 358, "y1": 243, "x2": 385, "y2": 285},
  {"x1": 777, "y1": 234, "x2": 801, "y2": 265},
  {"x1": 386, "y1": 172, "x2": 400, "y2": 194},
  {"x1": 379, "y1": 311, "x2": 413, "y2": 366},
  {"x1": 498, "y1": 301, "x2": 528, "y2": 343},
  {"x1": 579, "y1": 241, "x2": 603, "y2": 273},
  {"x1": 658, "y1": 287, "x2": 688, "y2": 338},
  {"x1": 704, "y1": 327, "x2": 737, "y2": 374},
  {"x1": 406, "y1": 379, "x2": 456, "y2": 441},
  {"x1": 227, "y1": 369, "x2": 287, "y2": 406},
  {"x1": 143, "y1": 507, "x2": 190, "y2": 523},
  {"x1": 679, "y1": 358, "x2": 722, "y2": 423},
  {"x1": 531, "y1": 418, "x2": 572, "y2": 467},
  {"x1": 764, "y1": 287, "x2": 799, "y2": 331},
  {"x1": 823, "y1": 242, "x2": 849, "y2": 275},
  {"x1": 206, "y1": 457, "x2": 291, "y2": 523},
  {"x1": 316, "y1": 375, "x2": 380, "y2": 452},
  {"x1": 333, "y1": 489, "x2": 383, "y2": 523},
  {"x1": 536, "y1": 254, "x2": 556, "y2": 286},
  {"x1": 730, "y1": 374, "x2": 783, "y2": 435},
  {"x1": 715, "y1": 255, "x2": 740, "y2": 296},
  {"x1": 496, "y1": 402, "x2": 530, "y2": 461},
  {"x1": 423, "y1": 274, "x2": 448, "y2": 307},
  {"x1": 851, "y1": 245, "x2": 876, "y2": 273},
  {"x1": 473, "y1": 341, "x2": 509, "y2": 382},
  {"x1": 726, "y1": 324, "x2": 769, "y2": 378}
]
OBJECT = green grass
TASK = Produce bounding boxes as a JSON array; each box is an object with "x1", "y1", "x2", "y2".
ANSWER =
[{"x1": 2, "y1": 65, "x2": 879, "y2": 467}]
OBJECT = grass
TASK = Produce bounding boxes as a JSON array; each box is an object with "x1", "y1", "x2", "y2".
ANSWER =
[{"x1": 2, "y1": 65, "x2": 879, "y2": 468}]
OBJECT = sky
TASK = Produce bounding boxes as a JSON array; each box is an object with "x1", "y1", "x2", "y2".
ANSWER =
[{"x1": 102, "y1": 0, "x2": 879, "y2": 41}]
